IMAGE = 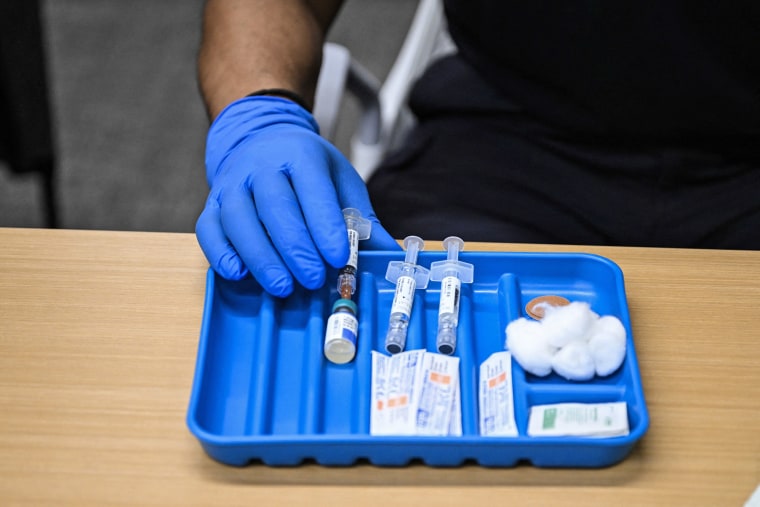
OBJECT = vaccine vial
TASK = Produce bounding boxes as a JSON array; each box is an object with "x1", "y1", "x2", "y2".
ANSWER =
[{"x1": 324, "y1": 298, "x2": 359, "y2": 364}]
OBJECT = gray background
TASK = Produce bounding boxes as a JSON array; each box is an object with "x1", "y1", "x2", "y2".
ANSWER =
[{"x1": 0, "y1": 0, "x2": 417, "y2": 231}]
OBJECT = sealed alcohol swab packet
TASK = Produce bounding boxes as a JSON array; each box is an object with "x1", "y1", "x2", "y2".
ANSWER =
[
  {"x1": 479, "y1": 351, "x2": 518, "y2": 437},
  {"x1": 371, "y1": 350, "x2": 461, "y2": 436},
  {"x1": 415, "y1": 352, "x2": 460, "y2": 436},
  {"x1": 448, "y1": 374, "x2": 462, "y2": 437},
  {"x1": 370, "y1": 351, "x2": 391, "y2": 435},
  {"x1": 527, "y1": 401, "x2": 629, "y2": 437},
  {"x1": 370, "y1": 349, "x2": 426, "y2": 435}
]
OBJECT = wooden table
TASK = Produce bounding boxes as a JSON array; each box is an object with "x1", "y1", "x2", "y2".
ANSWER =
[{"x1": 0, "y1": 228, "x2": 758, "y2": 506}]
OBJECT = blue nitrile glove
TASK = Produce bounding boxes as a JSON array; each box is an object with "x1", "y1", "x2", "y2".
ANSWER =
[{"x1": 196, "y1": 96, "x2": 400, "y2": 297}]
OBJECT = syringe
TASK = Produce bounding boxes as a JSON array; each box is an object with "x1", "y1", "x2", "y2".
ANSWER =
[
  {"x1": 384, "y1": 235, "x2": 430, "y2": 354},
  {"x1": 336, "y1": 208, "x2": 372, "y2": 299},
  {"x1": 429, "y1": 236, "x2": 474, "y2": 355},
  {"x1": 324, "y1": 208, "x2": 371, "y2": 364}
]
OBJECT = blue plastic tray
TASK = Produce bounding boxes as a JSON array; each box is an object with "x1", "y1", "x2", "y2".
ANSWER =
[{"x1": 187, "y1": 251, "x2": 648, "y2": 467}]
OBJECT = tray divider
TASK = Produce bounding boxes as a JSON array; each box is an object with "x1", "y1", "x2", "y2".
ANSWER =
[
  {"x1": 300, "y1": 296, "x2": 328, "y2": 435},
  {"x1": 498, "y1": 273, "x2": 526, "y2": 435},
  {"x1": 244, "y1": 295, "x2": 277, "y2": 436},
  {"x1": 355, "y1": 272, "x2": 377, "y2": 434},
  {"x1": 456, "y1": 285, "x2": 479, "y2": 436},
  {"x1": 403, "y1": 291, "x2": 428, "y2": 352}
]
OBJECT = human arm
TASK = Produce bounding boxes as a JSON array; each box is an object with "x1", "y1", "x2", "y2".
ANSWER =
[
  {"x1": 196, "y1": 0, "x2": 399, "y2": 297},
  {"x1": 198, "y1": 0, "x2": 341, "y2": 119}
]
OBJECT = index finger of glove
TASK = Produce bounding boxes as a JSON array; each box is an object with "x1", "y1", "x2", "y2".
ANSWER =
[
  {"x1": 250, "y1": 169, "x2": 332, "y2": 290},
  {"x1": 219, "y1": 186, "x2": 297, "y2": 297},
  {"x1": 325, "y1": 149, "x2": 402, "y2": 252},
  {"x1": 285, "y1": 167, "x2": 350, "y2": 270}
]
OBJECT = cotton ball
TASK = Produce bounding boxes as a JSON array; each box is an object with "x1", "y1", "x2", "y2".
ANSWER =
[
  {"x1": 541, "y1": 301, "x2": 599, "y2": 348},
  {"x1": 588, "y1": 315, "x2": 627, "y2": 376},
  {"x1": 505, "y1": 317, "x2": 555, "y2": 377},
  {"x1": 551, "y1": 339, "x2": 596, "y2": 381}
]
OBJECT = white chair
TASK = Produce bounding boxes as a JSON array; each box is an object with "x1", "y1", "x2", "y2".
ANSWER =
[{"x1": 313, "y1": 0, "x2": 455, "y2": 181}]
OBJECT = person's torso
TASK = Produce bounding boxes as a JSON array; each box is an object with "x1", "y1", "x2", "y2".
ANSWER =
[{"x1": 443, "y1": 0, "x2": 760, "y2": 152}]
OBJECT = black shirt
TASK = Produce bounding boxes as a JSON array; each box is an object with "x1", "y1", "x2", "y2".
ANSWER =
[{"x1": 442, "y1": 1, "x2": 760, "y2": 155}]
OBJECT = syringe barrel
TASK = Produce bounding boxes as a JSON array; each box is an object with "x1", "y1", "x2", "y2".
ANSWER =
[
  {"x1": 384, "y1": 274, "x2": 416, "y2": 354},
  {"x1": 389, "y1": 275, "x2": 416, "y2": 321},
  {"x1": 337, "y1": 268, "x2": 356, "y2": 297},
  {"x1": 385, "y1": 312, "x2": 409, "y2": 354},
  {"x1": 346, "y1": 228, "x2": 361, "y2": 271},
  {"x1": 436, "y1": 316, "x2": 457, "y2": 355},
  {"x1": 436, "y1": 274, "x2": 461, "y2": 355}
]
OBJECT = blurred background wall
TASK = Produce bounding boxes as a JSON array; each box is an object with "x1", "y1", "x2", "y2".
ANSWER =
[{"x1": 0, "y1": 0, "x2": 415, "y2": 231}]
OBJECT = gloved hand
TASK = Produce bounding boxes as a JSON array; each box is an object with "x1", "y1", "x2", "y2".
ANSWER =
[{"x1": 196, "y1": 96, "x2": 400, "y2": 297}]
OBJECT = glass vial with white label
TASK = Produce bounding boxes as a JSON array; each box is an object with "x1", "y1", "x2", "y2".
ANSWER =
[{"x1": 324, "y1": 299, "x2": 359, "y2": 364}]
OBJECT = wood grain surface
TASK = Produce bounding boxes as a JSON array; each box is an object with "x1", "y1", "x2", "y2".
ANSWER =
[{"x1": 1, "y1": 228, "x2": 758, "y2": 506}]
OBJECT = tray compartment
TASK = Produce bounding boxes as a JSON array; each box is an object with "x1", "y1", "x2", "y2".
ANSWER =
[{"x1": 192, "y1": 274, "x2": 272, "y2": 437}]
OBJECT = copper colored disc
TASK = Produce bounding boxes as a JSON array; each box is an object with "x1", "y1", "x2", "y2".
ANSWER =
[{"x1": 525, "y1": 295, "x2": 570, "y2": 320}]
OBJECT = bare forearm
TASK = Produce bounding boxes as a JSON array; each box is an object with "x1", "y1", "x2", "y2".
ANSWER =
[{"x1": 198, "y1": 0, "x2": 344, "y2": 120}]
